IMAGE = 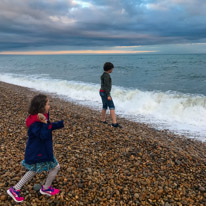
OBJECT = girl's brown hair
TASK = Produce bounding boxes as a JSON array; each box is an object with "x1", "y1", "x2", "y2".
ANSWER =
[{"x1": 28, "y1": 94, "x2": 48, "y2": 115}]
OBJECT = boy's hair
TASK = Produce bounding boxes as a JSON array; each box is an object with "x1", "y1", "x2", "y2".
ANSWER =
[
  {"x1": 103, "y1": 62, "x2": 114, "y2": 71},
  {"x1": 28, "y1": 94, "x2": 48, "y2": 115}
]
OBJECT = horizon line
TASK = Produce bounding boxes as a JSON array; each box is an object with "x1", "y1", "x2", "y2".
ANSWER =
[{"x1": 0, "y1": 50, "x2": 158, "y2": 55}]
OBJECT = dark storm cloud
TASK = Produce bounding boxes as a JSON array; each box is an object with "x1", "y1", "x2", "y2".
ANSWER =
[{"x1": 0, "y1": 0, "x2": 206, "y2": 51}]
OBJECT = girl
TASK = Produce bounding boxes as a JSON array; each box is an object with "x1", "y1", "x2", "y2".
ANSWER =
[{"x1": 7, "y1": 94, "x2": 64, "y2": 203}]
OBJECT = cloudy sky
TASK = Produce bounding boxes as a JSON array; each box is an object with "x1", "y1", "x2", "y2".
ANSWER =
[{"x1": 0, "y1": 0, "x2": 206, "y2": 54}]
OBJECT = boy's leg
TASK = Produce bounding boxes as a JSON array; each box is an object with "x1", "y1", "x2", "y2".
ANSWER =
[
  {"x1": 108, "y1": 98, "x2": 116, "y2": 124},
  {"x1": 44, "y1": 164, "x2": 60, "y2": 189},
  {"x1": 100, "y1": 92, "x2": 108, "y2": 122},
  {"x1": 14, "y1": 171, "x2": 36, "y2": 190},
  {"x1": 110, "y1": 109, "x2": 117, "y2": 124},
  {"x1": 101, "y1": 109, "x2": 107, "y2": 122}
]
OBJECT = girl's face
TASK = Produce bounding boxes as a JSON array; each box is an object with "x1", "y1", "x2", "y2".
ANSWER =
[{"x1": 44, "y1": 99, "x2": 50, "y2": 113}]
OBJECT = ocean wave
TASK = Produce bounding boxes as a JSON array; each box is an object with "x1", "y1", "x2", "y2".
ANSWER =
[{"x1": 1, "y1": 73, "x2": 206, "y2": 141}]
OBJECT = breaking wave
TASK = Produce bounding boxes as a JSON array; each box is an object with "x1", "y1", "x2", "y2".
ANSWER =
[{"x1": 1, "y1": 73, "x2": 206, "y2": 141}]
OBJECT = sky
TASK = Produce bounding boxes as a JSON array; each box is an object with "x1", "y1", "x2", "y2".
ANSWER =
[{"x1": 0, "y1": 0, "x2": 206, "y2": 54}]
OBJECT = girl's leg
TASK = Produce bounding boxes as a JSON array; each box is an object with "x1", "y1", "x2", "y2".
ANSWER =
[
  {"x1": 7, "y1": 171, "x2": 35, "y2": 203},
  {"x1": 14, "y1": 171, "x2": 36, "y2": 190},
  {"x1": 44, "y1": 164, "x2": 60, "y2": 189}
]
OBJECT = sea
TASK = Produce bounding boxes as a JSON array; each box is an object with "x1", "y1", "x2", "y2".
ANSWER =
[{"x1": 0, "y1": 54, "x2": 206, "y2": 142}]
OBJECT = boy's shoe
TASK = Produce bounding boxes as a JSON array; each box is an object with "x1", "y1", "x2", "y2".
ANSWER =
[
  {"x1": 101, "y1": 121, "x2": 108, "y2": 124},
  {"x1": 40, "y1": 186, "x2": 60, "y2": 196},
  {"x1": 7, "y1": 187, "x2": 24, "y2": 203},
  {"x1": 111, "y1": 123, "x2": 122, "y2": 128}
]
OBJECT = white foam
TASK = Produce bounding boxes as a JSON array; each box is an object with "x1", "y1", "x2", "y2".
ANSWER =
[{"x1": 1, "y1": 73, "x2": 206, "y2": 141}]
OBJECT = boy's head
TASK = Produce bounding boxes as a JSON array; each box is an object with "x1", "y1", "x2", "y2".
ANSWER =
[{"x1": 103, "y1": 62, "x2": 114, "y2": 72}]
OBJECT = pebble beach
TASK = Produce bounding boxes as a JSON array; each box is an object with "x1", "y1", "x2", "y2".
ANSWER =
[{"x1": 0, "y1": 81, "x2": 206, "y2": 206}]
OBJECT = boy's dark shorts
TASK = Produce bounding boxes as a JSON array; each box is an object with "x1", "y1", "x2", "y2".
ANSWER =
[{"x1": 100, "y1": 91, "x2": 115, "y2": 110}]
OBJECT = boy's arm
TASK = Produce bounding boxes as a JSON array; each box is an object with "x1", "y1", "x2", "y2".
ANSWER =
[{"x1": 103, "y1": 74, "x2": 111, "y2": 97}]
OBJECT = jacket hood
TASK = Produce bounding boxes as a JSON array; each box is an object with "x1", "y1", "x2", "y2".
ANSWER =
[{"x1": 26, "y1": 113, "x2": 48, "y2": 128}]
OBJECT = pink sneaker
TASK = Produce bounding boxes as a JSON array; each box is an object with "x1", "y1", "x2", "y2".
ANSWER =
[
  {"x1": 7, "y1": 187, "x2": 24, "y2": 203},
  {"x1": 40, "y1": 186, "x2": 60, "y2": 196}
]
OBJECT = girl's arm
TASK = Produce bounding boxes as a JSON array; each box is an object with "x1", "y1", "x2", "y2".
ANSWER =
[
  {"x1": 51, "y1": 120, "x2": 64, "y2": 131},
  {"x1": 30, "y1": 123, "x2": 51, "y2": 140},
  {"x1": 39, "y1": 120, "x2": 64, "y2": 138},
  {"x1": 46, "y1": 112, "x2": 64, "y2": 131},
  {"x1": 30, "y1": 120, "x2": 64, "y2": 140},
  {"x1": 39, "y1": 123, "x2": 51, "y2": 140}
]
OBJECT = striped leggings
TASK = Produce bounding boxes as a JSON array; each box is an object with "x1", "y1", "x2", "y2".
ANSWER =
[{"x1": 14, "y1": 164, "x2": 60, "y2": 190}]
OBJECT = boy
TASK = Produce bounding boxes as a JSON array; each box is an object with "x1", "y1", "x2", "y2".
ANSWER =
[{"x1": 99, "y1": 62, "x2": 122, "y2": 128}]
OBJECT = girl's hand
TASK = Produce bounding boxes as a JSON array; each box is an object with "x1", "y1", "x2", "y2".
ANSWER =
[
  {"x1": 107, "y1": 96, "x2": 112, "y2": 101},
  {"x1": 37, "y1": 113, "x2": 47, "y2": 124},
  {"x1": 41, "y1": 119, "x2": 48, "y2": 124}
]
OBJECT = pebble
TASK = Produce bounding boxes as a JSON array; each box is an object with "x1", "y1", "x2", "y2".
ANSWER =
[
  {"x1": 33, "y1": 184, "x2": 42, "y2": 191},
  {"x1": 1, "y1": 195, "x2": 7, "y2": 201},
  {"x1": 199, "y1": 186, "x2": 206, "y2": 192}
]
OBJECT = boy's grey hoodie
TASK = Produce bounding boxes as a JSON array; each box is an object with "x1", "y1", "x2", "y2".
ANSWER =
[{"x1": 100, "y1": 72, "x2": 112, "y2": 97}]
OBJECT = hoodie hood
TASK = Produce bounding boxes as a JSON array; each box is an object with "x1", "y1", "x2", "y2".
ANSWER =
[{"x1": 26, "y1": 113, "x2": 48, "y2": 128}]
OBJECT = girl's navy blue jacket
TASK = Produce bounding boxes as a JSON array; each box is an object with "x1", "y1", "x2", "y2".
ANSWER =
[{"x1": 24, "y1": 113, "x2": 64, "y2": 164}]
